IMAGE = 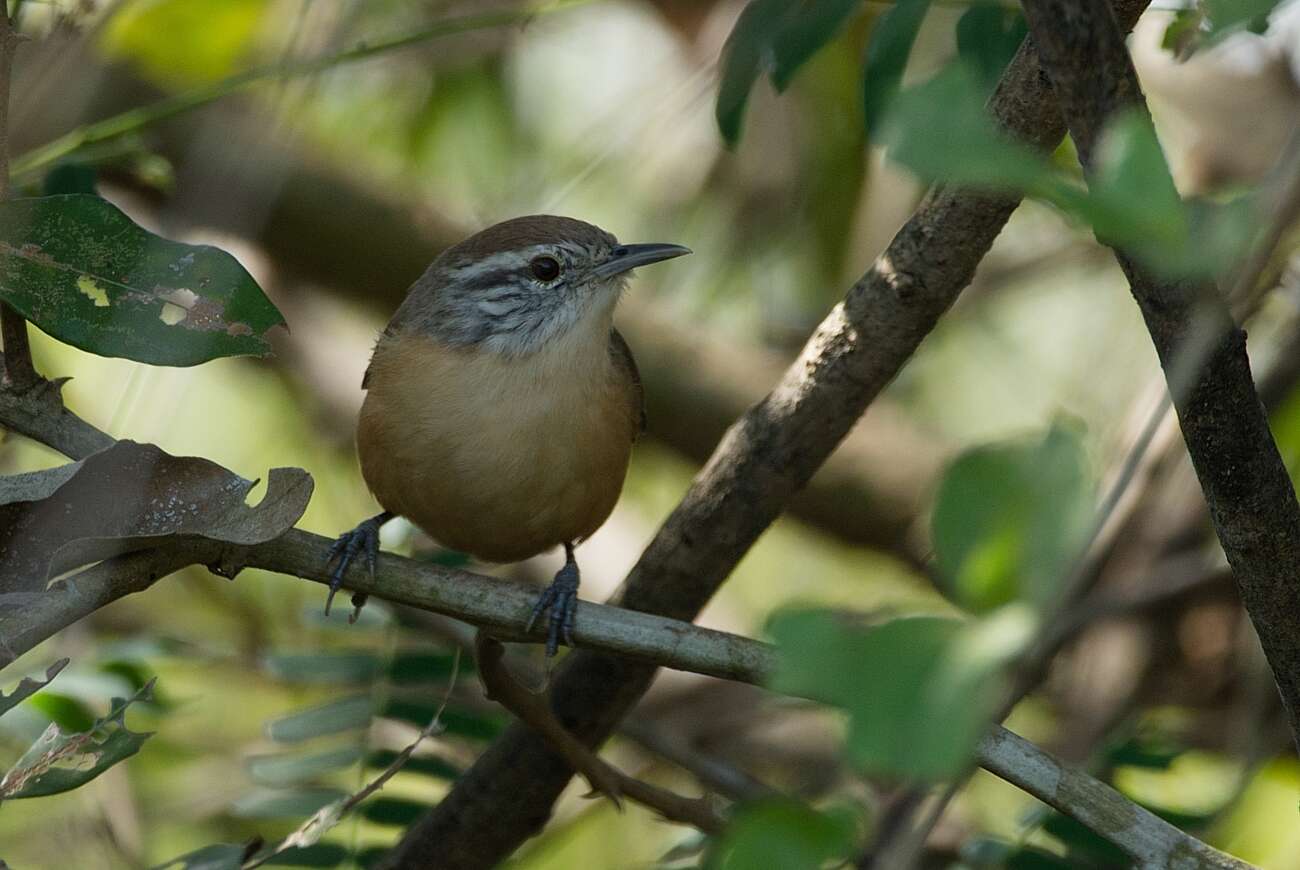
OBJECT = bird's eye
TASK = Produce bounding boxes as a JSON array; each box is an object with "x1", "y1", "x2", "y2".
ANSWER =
[{"x1": 529, "y1": 256, "x2": 561, "y2": 282}]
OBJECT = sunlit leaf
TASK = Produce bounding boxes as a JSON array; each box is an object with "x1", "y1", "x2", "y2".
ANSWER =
[
  {"x1": 0, "y1": 679, "x2": 156, "y2": 799},
  {"x1": 770, "y1": 608, "x2": 1035, "y2": 780},
  {"x1": 0, "y1": 195, "x2": 285, "y2": 365},
  {"x1": 932, "y1": 424, "x2": 1094, "y2": 612},
  {"x1": 716, "y1": 0, "x2": 794, "y2": 145},
  {"x1": 706, "y1": 798, "x2": 856, "y2": 869},
  {"x1": 0, "y1": 658, "x2": 68, "y2": 719},
  {"x1": 103, "y1": 0, "x2": 269, "y2": 87},
  {"x1": 770, "y1": 0, "x2": 861, "y2": 91},
  {"x1": 862, "y1": 0, "x2": 932, "y2": 133},
  {"x1": 247, "y1": 746, "x2": 364, "y2": 787},
  {"x1": 265, "y1": 695, "x2": 373, "y2": 743}
]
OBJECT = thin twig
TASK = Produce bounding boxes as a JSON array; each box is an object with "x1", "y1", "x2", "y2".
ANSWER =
[{"x1": 474, "y1": 634, "x2": 726, "y2": 834}]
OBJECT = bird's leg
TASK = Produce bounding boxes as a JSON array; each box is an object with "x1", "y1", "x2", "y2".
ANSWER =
[
  {"x1": 324, "y1": 511, "x2": 394, "y2": 622},
  {"x1": 526, "y1": 541, "x2": 581, "y2": 657}
]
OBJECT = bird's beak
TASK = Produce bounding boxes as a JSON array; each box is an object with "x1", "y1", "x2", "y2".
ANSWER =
[{"x1": 591, "y1": 243, "x2": 692, "y2": 279}]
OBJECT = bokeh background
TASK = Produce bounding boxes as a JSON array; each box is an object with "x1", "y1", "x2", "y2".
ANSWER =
[{"x1": 2, "y1": 0, "x2": 1300, "y2": 867}]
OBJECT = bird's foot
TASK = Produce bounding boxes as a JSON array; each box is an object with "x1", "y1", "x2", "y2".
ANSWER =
[
  {"x1": 324, "y1": 513, "x2": 389, "y2": 623},
  {"x1": 527, "y1": 556, "x2": 580, "y2": 657}
]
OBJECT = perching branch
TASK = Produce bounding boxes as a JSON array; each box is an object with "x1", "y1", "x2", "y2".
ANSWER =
[
  {"x1": 1019, "y1": 0, "x2": 1300, "y2": 752},
  {"x1": 387, "y1": 1, "x2": 1155, "y2": 865},
  {"x1": 0, "y1": 384, "x2": 1249, "y2": 870}
]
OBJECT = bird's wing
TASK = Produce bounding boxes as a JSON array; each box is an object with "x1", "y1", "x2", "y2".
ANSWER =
[{"x1": 608, "y1": 328, "x2": 647, "y2": 437}]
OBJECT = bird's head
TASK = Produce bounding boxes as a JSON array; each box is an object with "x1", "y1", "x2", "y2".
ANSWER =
[{"x1": 395, "y1": 215, "x2": 690, "y2": 357}]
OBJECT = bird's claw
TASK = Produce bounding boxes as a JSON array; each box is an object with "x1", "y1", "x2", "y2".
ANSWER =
[
  {"x1": 324, "y1": 517, "x2": 384, "y2": 620},
  {"x1": 526, "y1": 560, "x2": 580, "y2": 657}
]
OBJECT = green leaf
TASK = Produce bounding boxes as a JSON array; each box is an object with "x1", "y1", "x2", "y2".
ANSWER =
[
  {"x1": 715, "y1": 0, "x2": 794, "y2": 145},
  {"x1": 955, "y1": 5, "x2": 1027, "y2": 88},
  {"x1": 264, "y1": 651, "x2": 382, "y2": 685},
  {"x1": 706, "y1": 798, "x2": 855, "y2": 869},
  {"x1": 361, "y1": 796, "x2": 428, "y2": 827},
  {"x1": 380, "y1": 698, "x2": 504, "y2": 741},
  {"x1": 229, "y1": 787, "x2": 348, "y2": 820},
  {"x1": 0, "y1": 658, "x2": 68, "y2": 718},
  {"x1": 42, "y1": 163, "x2": 98, "y2": 196},
  {"x1": 265, "y1": 695, "x2": 373, "y2": 743},
  {"x1": 931, "y1": 424, "x2": 1094, "y2": 613},
  {"x1": 862, "y1": 0, "x2": 932, "y2": 134},
  {"x1": 879, "y1": 63, "x2": 1052, "y2": 190},
  {"x1": 0, "y1": 679, "x2": 156, "y2": 799},
  {"x1": 388, "y1": 650, "x2": 462, "y2": 685},
  {"x1": 1084, "y1": 110, "x2": 1189, "y2": 258},
  {"x1": 769, "y1": 608, "x2": 1035, "y2": 780},
  {"x1": 260, "y1": 844, "x2": 351, "y2": 867},
  {"x1": 0, "y1": 194, "x2": 285, "y2": 366},
  {"x1": 365, "y1": 749, "x2": 461, "y2": 781},
  {"x1": 247, "y1": 745, "x2": 363, "y2": 787},
  {"x1": 770, "y1": 0, "x2": 861, "y2": 91},
  {"x1": 151, "y1": 843, "x2": 251, "y2": 870},
  {"x1": 1202, "y1": 0, "x2": 1278, "y2": 41},
  {"x1": 26, "y1": 693, "x2": 96, "y2": 733}
]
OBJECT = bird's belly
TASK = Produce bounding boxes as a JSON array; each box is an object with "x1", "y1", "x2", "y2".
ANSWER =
[{"x1": 356, "y1": 335, "x2": 634, "y2": 563}]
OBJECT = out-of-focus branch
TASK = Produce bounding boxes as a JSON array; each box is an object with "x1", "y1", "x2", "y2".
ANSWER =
[
  {"x1": 387, "y1": 1, "x2": 1156, "y2": 865},
  {"x1": 0, "y1": 9, "x2": 34, "y2": 394},
  {"x1": 1020, "y1": 0, "x2": 1300, "y2": 751}
]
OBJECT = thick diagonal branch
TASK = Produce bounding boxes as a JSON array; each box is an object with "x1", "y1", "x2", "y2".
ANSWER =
[
  {"x1": 384, "y1": 2, "x2": 1154, "y2": 866},
  {"x1": 1019, "y1": 0, "x2": 1300, "y2": 750}
]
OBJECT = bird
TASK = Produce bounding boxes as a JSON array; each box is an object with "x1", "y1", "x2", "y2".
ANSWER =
[{"x1": 325, "y1": 215, "x2": 690, "y2": 655}]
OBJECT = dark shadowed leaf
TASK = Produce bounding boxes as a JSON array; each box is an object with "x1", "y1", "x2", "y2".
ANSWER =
[
  {"x1": 361, "y1": 796, "x2": 428, "y2": 827},
  {"x1": 260, "y1": 844, "x2": 351, "y2": 867},
  {"x1": 264, "y1": 650, "x2": 382, "y2": 685},
  {"x1": 365, "y1": 748, "x2": 461, "y2": 781},
  {"x1": 715, "y1": 0, "x2": 794, "y2": 145},
  {"x1": 42, "y1": 163, "x2": 98, "y2": 196},
  {"x1": 0, "y1": 658, "x2": 68, "y2": 718},
  {"x1": 265, "y1": 695, "x2": 373, "y2": 743},
  {"x1": 229, "y1": 787, "x2": 348, "y2": 820},
  {"x1": 380, "y1": 697, "x2": 504, "y2": 741},
  {"x1": 388, "y1": 650, "x2": 462, "y2": 685},
  {"x1": 770, "y1": 0, "x2": 861, "y2": 90},
  {"x1": 769, "y1": 608, "x2": 1034, "y2": 780},
  {"x1": 706, "y1": 798, "x2": 855, "y2": 869},
  {"x1": 931, "y1": 424, "x2": 1093, "y2": 612},
  {"x1": 247, "y1": 745, "x2": 363, "y2": 787},
  {"x1": 955, "y1": 5, "x2": 1027, "y2": 88},
  {"x1": 0, "y1": 440, "x2": 312, "y2": 591},
  {"x1": 0, "y1": 194, "x2": 284, "y2": 365},
  {"x1": 0, "y1": 679, "x2": 155, "y2": 799},
  {"x1": 151, "y1": 842, "x2": 251, "y2": 870},
  {"x1": 862, "y1": 0, "x2": 932, "y2": 133}
]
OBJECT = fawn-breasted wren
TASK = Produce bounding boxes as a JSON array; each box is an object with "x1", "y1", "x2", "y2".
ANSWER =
[{"x1": 326, "y1": 215, "x2": 690, "y2": 654}]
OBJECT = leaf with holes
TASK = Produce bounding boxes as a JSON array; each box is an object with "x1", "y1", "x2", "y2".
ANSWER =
[
  {"x1": 0, "y1": 679, "x2": 156, "y2": 799},
  {"x1": 0, "y1": 194, "x2": 285, "y2": 365},
  {"x1": 0, "y1": 658, "x2": 68, "y2": 718},
  {"x1": 0, "y1": 440, "x2": 312, "y2": 592}
]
